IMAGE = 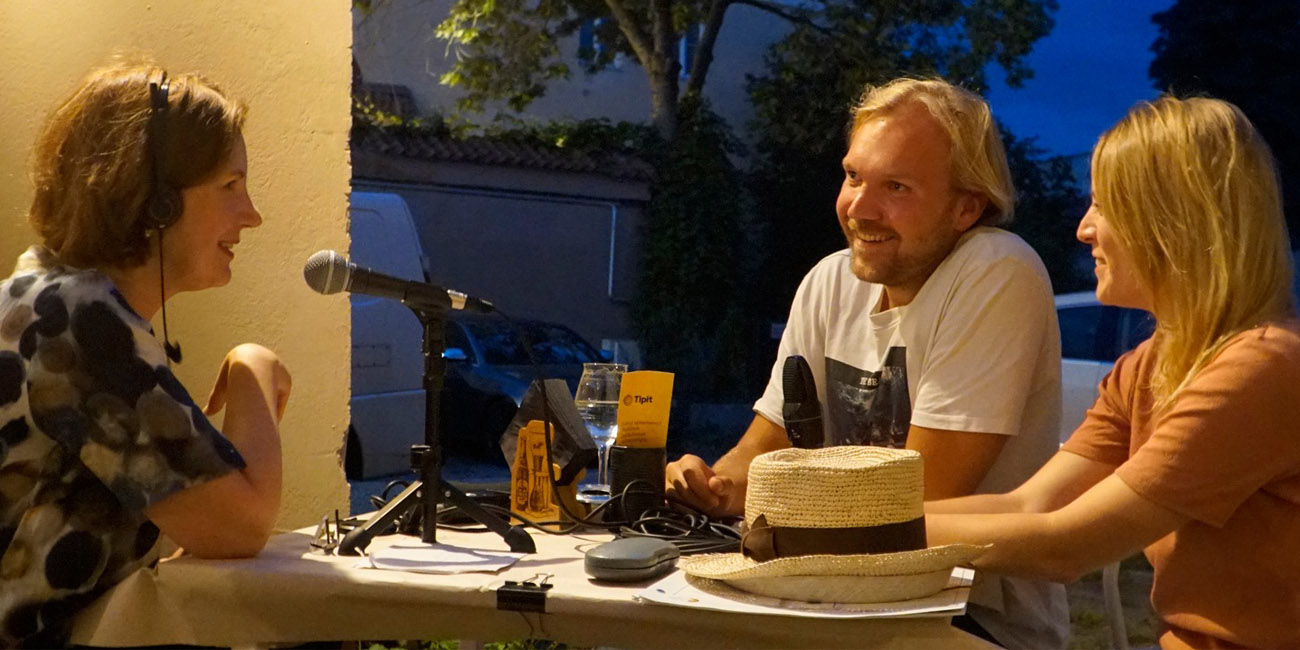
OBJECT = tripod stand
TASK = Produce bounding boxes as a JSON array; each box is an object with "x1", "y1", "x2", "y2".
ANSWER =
[{"x1": 338, "y1": 308, "x2": 535, "y2": 555}]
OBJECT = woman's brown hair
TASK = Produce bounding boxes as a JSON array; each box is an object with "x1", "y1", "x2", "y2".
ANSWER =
[{"x1": 28, "y1": 60, "x2": 247, "y2": 269}]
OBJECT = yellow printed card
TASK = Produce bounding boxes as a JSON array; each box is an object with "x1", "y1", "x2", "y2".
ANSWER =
[
  {"x1": 511, "y1": 420, "x2": 559, "y2": 522},
  {"x1": 614, "y1": 371, "x2": 674, "y2": 448}
]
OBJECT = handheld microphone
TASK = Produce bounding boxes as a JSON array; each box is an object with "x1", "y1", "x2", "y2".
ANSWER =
[
  {"x1": 782, "y1": 355, "x2": 824, "y2": 449},
  {"x1": 302, "y1": 250, "x2": 494, "y2": 313}
]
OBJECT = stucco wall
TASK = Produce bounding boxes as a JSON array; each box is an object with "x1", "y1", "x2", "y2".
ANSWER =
[{"x1": 0, "y1": 1, "x2": 353, "y2": 529}]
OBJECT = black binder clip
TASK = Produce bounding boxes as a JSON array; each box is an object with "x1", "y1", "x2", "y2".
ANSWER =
[{"x1": 496, "y1": 573, "x2": 554, "y2": 613}]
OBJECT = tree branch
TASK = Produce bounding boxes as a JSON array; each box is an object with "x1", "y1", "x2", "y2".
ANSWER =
[
  {"x1": 685, "y1": 0, "x2": 732, "y2": 96},
  {"x1": 648, "y1": 0, "x2": 680, "y2": 136},
  {"x1": 603, "y1": 0, "x2": 655, "y2": 65},
  {"x1": 650, "y1": 0, "x2": 676, "y2": 75},
  {"x1": 731, "y1": 0, "x2": 832, "y2": 37}
]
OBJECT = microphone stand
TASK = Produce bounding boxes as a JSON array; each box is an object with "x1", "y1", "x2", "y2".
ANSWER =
[{"x1": 338, "y1": 308, "x2": 535, "y2": 555}]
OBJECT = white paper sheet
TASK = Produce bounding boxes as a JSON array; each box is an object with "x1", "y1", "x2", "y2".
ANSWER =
[
  {"x1": 364, "y1": 542, "x2": 526, "y2": 574},
  {"x1": 634, "y1": 568, "x2": 974, "y2": 619}
]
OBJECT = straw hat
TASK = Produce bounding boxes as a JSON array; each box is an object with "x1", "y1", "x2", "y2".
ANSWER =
[{"x1": 679, "y1": 446, "x2": 986, "y2": 603}]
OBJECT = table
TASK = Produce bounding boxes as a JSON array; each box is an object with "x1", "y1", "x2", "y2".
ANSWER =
[{"x1": 71, "y1": 525, "x2": 994, "y2": 649}]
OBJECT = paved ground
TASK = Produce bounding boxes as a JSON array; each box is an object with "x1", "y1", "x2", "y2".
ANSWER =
[{"x1": 1066, "y1": 556, "x2": 1159, "y2": 649}]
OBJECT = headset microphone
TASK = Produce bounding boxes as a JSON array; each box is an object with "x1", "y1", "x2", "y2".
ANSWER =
[{"x1": 782, "y1": 355, "x2": 823, "y2": 449}]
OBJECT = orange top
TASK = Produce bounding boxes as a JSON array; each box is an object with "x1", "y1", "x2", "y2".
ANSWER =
[{"x1": 1063, "y1": 321, "x2": 1300, "y2": 650}]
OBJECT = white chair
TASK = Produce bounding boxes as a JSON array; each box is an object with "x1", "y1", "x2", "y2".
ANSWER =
[
  {"x1": 1058, "y1": 428, "x2": 1129, "y2": 650},
  {"x1": 1102, "y1": 560, "x2": 1129, "y2": 650}
]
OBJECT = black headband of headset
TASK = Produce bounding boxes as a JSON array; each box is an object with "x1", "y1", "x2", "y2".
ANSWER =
[{"x1": 147, "y1": 71, "x2": 170, "y2": 226}]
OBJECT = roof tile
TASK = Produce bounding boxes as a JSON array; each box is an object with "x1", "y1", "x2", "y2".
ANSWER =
[{"x1": 353, "y1": 127, "x2": 654, "y2": 181}]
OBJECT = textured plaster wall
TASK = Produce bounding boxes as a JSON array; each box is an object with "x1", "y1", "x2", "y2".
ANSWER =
[{"x1": 0, "y1": 1, "x2": 354, "y2": 529}]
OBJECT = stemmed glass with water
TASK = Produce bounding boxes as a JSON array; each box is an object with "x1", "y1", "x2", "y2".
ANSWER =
[{"x1": 574, "y1": 362, "x2": 626, "y2": 501}]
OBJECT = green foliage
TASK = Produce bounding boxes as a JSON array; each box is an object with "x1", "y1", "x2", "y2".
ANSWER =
[
  {"x1": 432, "y1": 0, "x2": 1057, "y2": 140},
  {"x1": 747, "y1": 0, "x2": 1056, "y2": 158},
  {"x1": 1000, "y1": 129, "x2": 1091, "y2": 294},
  {"x1": 632, "y1": 97, "x2": 765, "y2": 400},
  {"x1": 1149, "y1": 0, "x2": 1300, "y2": 246},
  {"x1": 480, "y1": 117, "x2": 660, "y2": 157},
  {"x1": 353, "y1": 92, "x2": 446, "y2": 132},
  {"x1": 436, "y1": 0, "x2": 607, "y2": 114}
]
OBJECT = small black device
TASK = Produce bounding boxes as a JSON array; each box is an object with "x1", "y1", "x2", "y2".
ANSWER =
[
  {"x1": 608, "y1": 445, "x2": 666, "y2": 522},
  {"x1": 584, "y1": 537, "x2": 679, "y2": 582},
  {"x1": 303, "y1": 250, "x2": 494, "y2": 314},
  {"x1": 782, "y1": 355, "x2": 823, "y2": 449},
  {"x1": 499, "y1": 379, "x2": 596, "y2": 486}
]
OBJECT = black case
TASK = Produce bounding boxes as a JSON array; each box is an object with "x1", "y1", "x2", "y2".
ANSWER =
[{"x1": 498, "y1": 379, "x2": 597, "y2": 486}]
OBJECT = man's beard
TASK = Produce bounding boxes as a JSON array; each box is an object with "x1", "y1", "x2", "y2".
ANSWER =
[{"x1": 842, "y1": 222, "x2": 962, "y2": 292}]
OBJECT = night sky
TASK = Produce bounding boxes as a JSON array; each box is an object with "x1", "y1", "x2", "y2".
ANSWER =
[{"x1": 985, "y1": 0, "x2": 1176, "y2": 158}]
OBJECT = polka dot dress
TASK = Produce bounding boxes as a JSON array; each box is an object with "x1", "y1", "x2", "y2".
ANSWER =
[{"x1": 0, "y1": 246, "x2": 244, "y2": 647}]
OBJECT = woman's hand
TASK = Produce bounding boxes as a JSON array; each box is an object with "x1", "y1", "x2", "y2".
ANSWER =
[
  {"x1": 150, "y1": 343, "x2": 289, "y2": 558},
  {"x1": 205, "y1": 343, "x2": 292, "y2": 422}
]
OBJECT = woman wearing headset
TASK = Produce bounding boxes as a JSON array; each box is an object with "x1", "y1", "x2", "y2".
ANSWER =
[
  {"x1": 0, "y1": 60, "x2": 288, "y2": 647},
  {"x1": 928, "y1": 96, "x2": 1300, "y2": 649}
]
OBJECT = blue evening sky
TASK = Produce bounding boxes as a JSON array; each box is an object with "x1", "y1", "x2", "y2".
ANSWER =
[{"x1": 985, "y1": 0, "x2": 1176, "y2": 158}]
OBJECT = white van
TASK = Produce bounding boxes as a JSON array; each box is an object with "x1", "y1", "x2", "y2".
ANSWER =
[{"x1": 346, "y1": 191, "x2": 426, "y2": 478}]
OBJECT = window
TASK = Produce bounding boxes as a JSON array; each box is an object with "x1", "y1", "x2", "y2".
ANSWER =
[
  {"x1": 679, "y1": 24, "x2": 701, "y2": 78},
  {"x1": 463, "y1": 320, "x2": 600, "y2": 365},
  {"x1": 1058, "y1": 304, "x2": 1114, "y2": 362},
  {"x1": 1117, "y1": 309, "x2": 1155, "y2": 353},
  {"x1": 578, "y1": 19, "x2": 608, "y2": 67},
  {"x1": 445, "y1": 322, "x2": 477, "y2": 364},
  {"x1": 1058, "y1": 302, "x2": 1153, "y2": 362}
]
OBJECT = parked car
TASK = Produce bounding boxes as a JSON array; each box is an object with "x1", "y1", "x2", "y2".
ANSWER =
[
  {"x1": 442, "y1": 314, "x2": 604, "y2": 456},
  {"x1": 1055, "y1": 291, "x2": 1155, "y2": 441},
  {"x1": 346, "y1": 191, "x2": 606, "y2": 478}
]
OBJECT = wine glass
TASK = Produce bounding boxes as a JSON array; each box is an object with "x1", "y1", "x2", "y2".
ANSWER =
[{"x1": 574, "y1": 362, "x2": 627, "y2": 500}]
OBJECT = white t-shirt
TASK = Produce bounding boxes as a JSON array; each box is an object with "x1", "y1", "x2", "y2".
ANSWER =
[{"x1": 754, "y1": 226, "x2": 1068, "y2": 649}]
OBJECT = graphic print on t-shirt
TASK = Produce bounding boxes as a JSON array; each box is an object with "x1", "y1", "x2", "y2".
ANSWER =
[{"x1": 825, "y1": 347, "x2": 910, "y2": 448}]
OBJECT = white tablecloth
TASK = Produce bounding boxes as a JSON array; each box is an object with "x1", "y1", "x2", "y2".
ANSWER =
[{"x1": 71, "y1": 524, "x2": 994, "y2": 649}]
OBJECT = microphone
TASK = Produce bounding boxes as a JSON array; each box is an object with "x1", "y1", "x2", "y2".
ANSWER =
[
  {"x1": 782, "y1": 355, "x2": 824, "y2": 449},
  {"x1": 302, "y1": 250, "x2": 494, "y2": 313}
]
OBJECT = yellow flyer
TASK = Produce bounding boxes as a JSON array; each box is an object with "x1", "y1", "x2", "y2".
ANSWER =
[{"x1": 614, "y1": 371, "x2": 674, "y2": 447}]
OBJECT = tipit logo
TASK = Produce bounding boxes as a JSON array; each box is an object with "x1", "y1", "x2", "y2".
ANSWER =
[{"x1": 623, "y1": 394, "x2": 653, "y2": 406}]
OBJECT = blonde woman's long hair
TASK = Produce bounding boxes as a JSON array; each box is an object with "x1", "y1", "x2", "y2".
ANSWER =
[
  {"x1": 851, "y1": 78, "x2": 1015, "y2": 227},
  {"x1": 1092, "y1": 96, "x2": 1294, "y2": 408}
]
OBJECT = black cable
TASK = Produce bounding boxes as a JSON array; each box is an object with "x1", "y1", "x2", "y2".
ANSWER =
[
  {"x1": 617, "y1": 491, "x2": 743, "y2": 555},
  {"x1": 358, "y1": 475, "x2": 740, "y2": 554}
]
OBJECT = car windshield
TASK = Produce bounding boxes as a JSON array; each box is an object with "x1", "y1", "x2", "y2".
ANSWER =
[{"x1": 463, "y1": 320, "x2": 600, "y2": 365}]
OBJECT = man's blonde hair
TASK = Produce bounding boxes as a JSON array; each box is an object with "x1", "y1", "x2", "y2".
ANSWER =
[
  {"x1": 28, "y1": 59, "x2": 247, "y2": 269},
  {"x1": 850, "y1": 78, "x2": 1015, "y2": 226},
  {"x1": 1092, "y1": 96, "x2": 1294, "y2": 407}
]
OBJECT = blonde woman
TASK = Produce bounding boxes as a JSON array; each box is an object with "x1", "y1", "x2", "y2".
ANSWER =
[
  {"x1": 928, "y1": 96, "x2": 1300, "y2": 649},
  {"x1": 0, "y1": 61, "x2": 288, "y2": 646}
]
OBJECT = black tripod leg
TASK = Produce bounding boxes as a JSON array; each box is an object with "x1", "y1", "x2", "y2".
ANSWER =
[
  {"x1": 337, "y1": 480, "x2": 423, "y2": 556},
  {"x1": 440, "y1": 481, "x2": 536, "y2": 553}
]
